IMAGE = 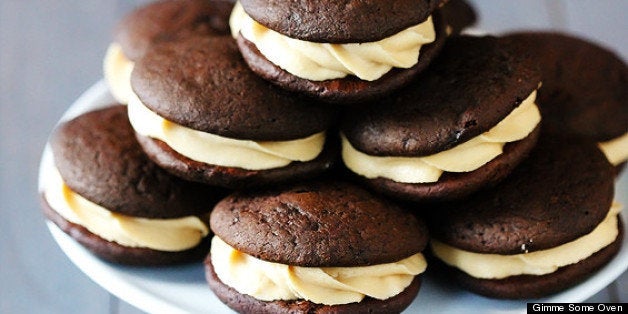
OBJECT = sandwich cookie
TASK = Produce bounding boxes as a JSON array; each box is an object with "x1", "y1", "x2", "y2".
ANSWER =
[
  {"x1": 506, "y1": 32, "x2": 628, "y2": 173},
  {"x1": 41, "y1": 105, "x2": 225, "y2": 265},
  {"x1": 104, "y1": 0, "x2": 235, "y2": 104},
  {"x1": 340, "y1": 36, "x2": 542, "y2": 202},
  {"x1": 128, "y1": 36, "x2": 338, "y2": 189},
  {"x1": 205, "y1": 181, "x2": 429, "y2": 313},
  {"x1": 426, "y1": 136, "x2": 622, "y2": 299},
  {"x1": 229, "y1": 0, "x2": 449, "y2": 103}
]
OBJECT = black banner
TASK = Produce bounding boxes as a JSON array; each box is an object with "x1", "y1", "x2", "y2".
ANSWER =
[{"x1": 527, "y1": 303, "x2": 626, "y2": 313}]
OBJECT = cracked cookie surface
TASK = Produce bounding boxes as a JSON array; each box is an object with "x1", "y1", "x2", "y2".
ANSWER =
[{"x1": 210, "y1": 180, "x2": 428, "y2": 266}]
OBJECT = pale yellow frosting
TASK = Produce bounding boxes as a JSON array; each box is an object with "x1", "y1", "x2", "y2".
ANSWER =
[
  {"x1": 127, "y1": 92, "x2": 326, "y2": 170},
  {"x1": 43, "y1": 166, "x2": 209, "y2": 252},
  {"x1": 210, "y1": 236, "x2": 426, "y2": 305},
  {"x1": 431, "y1": 202, "x2": 622, "y2": 279},
  {"x1": 599, "y1": 132, "x2": 628, "y2": 166},
  {"x1": 342, "y1": 91, "x2": 541, "y2": 183},
  {"x1": 229, "y1": 2, "x2": 436, "y2": 81},
  {"x1": 103, "y1": 43, "x2": 135, "y2": 104}
]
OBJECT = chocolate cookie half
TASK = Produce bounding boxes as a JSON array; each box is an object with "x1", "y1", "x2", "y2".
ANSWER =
[
  {"x1": 41, "y1": 105, "x2": 225, "y2": 265},
  {"x1": 425, "y1": 136, "x2": 622, "y2": 299},
  {"x1": 230, "y1": 0, "x2": 450, "y2": 103},
  {"x1": 104, "y1": 0, "x2": 235, "y2": 103},
  {"x1": 129, "y1": 36, "x2": 338, "y2": 189},
  {"x1": 340, "y1": 35, "x2": 542, "y2": 202},
  {"x1": 238, "y1": 0, "x2": 442, "y2": 43},
  {"x1": 206, "y1": 181, "x2": 429, "y2": 313},
  {"x1": 506, "y1": 32, "x2": 628, "y2": 173}
]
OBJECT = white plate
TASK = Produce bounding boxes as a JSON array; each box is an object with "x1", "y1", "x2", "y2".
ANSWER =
[{"x1": 40, "y1": 81, "x2": 628, "y2": 314}]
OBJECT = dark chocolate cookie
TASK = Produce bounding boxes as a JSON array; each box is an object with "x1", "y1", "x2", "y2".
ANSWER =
[
  {"x1": 236, "y1": 9, "x2": 448, "y2": 104},
  {"x1": 424, "y1": 135, "x2": 620, "y2": 299},
  {"x1": 114, "y1": 0, "x2": 235, "y2": 61},
  {"x1": 426, "y1": 135, "x2": 616, "y2": 254},
  {"x1": 431, "y1": 222, "x2": 623, "y2": 299},
  {"x1": 239, "y1": 0, "x2": 444, "y2": 43},
  {"x1": 205, "y1": 256, "x2": 423, "y2": 313},
  {"x1": 506, "y1": 32, "x2": 628, "y2": 142},
  {"x1": 342, "y1": 35, "x2": 541, "y2": 157},
  {"x1": 135, "y1": 133, "x2": 338, "y2": 189},
  {"x1": 210, "y1": 181, "x2": 428, "y2": 267},
  {"x1": 131, "y1": 36, "x2": 337, "y2": 141},
  {"x1": 360, "y1": 125, "x2": 540, "y2": 202},
  {"x1": 49, "y1": 105, "x2": 224, "y2": 218},
  {"x1": 41, "y1": 199, "x2": 211, "y2": 266}
]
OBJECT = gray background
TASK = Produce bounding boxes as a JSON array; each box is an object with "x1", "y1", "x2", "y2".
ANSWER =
[{"x1": 1, "y1": 1, "x2": 626, "y2": 313}]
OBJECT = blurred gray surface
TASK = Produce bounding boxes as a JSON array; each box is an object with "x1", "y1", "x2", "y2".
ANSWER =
[{"x1": 0, "y1": 1, "x2": 626, "y2": 313}]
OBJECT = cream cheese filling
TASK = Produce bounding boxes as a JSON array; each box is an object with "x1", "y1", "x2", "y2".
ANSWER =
[
  {"x1": 103, "y1": 43, "x2": 135, "y2": 104},
  {"x1": 127, "y1": 92, "x2": 326, "y2": 170},
  {"x1": 598, "y1": 132, "x2": 628, "y2": 166},
  {"x1": 210, "y1": 236, "x2": 426, "y2": 305},
  {"x1": 43, "y1": 166, "x2": 209, "y2": 252},
  {"x1": 431, "y1": 202, "x2": 622, "y2": 279},
  {"x1": 342, "y1": 91, "x2": 541, "y2": 183},
  {"x1": 229, "y1": 2, "x2": 436, "y2": 81}
]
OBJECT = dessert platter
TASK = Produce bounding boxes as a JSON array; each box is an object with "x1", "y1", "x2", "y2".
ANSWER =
[
  {"x1": 39, "y1": 0, "x2": 628, "y2": 313},
  {"x1": 40, "y1": 80, "x2": 628, "y2": 314}
]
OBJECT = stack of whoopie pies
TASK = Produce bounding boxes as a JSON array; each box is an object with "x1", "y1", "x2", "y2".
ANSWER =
[{"x1": 41, "y1": 0, "x2": 627, "y2": 311}]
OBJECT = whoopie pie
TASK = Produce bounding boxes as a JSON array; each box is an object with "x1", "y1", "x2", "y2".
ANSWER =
[
  {"x1": 206, "y1": 181, "x2": 429, "y2": 313},
  {"x1": 41, "y1": 105, "x2": 225, "y2": 265},
  {"x1": 341, "y1": 35, "x2": 542, "y2": 202},
  {"x1": 229, "y1": 0, "x2": 451, "y2": 103},
  {"x1": 104, "y1": 0, "x2": 235, "y2": 103},
  {"x1": 426, "y1": 135, "x2": 622, "y2": 299},
  {"x1": 506, "y1": 32, "x2": 628, "y2": 173},
  {"x1": 128, "y1": 36, "x2": 338, "y2": 189}
]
